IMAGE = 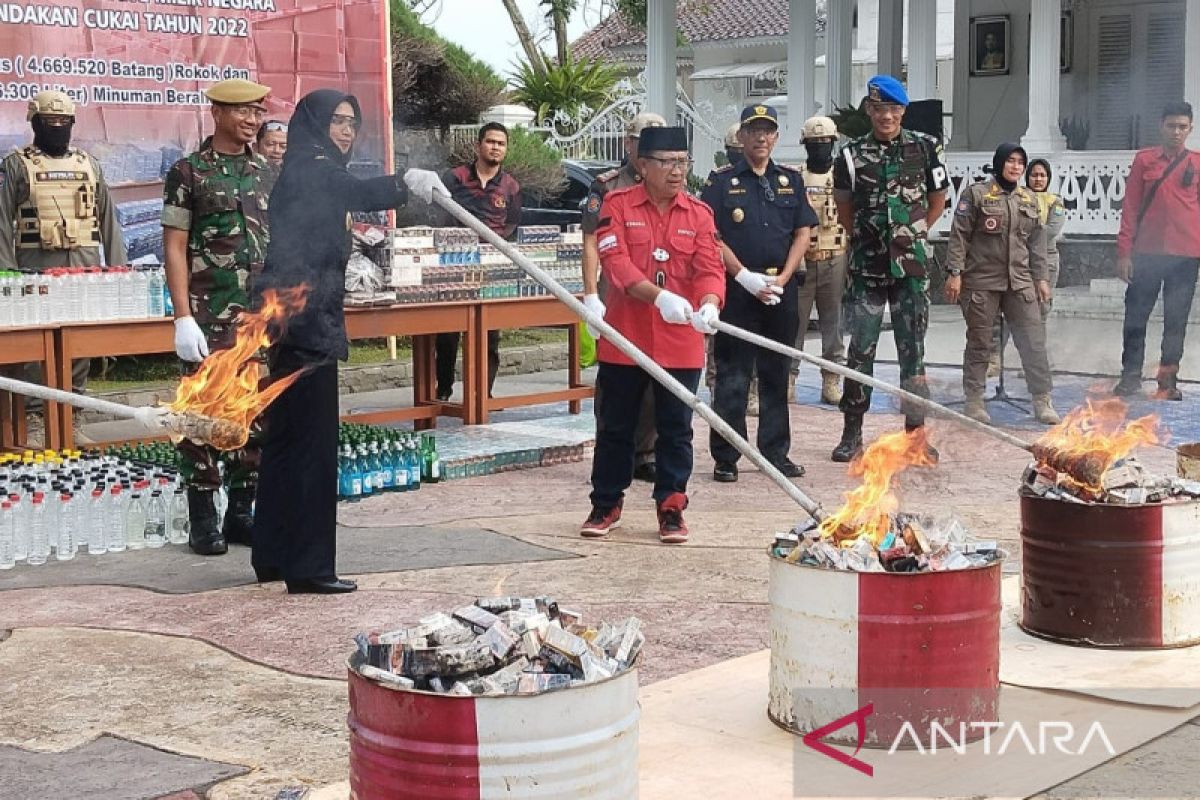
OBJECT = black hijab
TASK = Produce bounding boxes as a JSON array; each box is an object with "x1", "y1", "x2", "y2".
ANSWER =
[
  {"x1": 285, "y1": 89, "x2": 360, "y2": 167},
  {"x1": 1026, "y1": 158, "x2": 1052, "y2": 191},
  {"x1": 991, "y1": 142, "x2": 1028, "y2": 193}
]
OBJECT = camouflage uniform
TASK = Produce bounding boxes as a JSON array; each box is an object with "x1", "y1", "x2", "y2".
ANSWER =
[
  {"x1": 833, "y1": 128, "x2": 949, "y2": 425},
  {"x1": 161, "y1": 137, "x2": 275, "y2": 490}
]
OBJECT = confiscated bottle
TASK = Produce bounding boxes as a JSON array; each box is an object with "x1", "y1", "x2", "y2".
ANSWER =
[
  {"x1": 27, "y1": 492, "x2": 48, "y2": 565},
  {"x1": 106, "y1": 485, "x2": 127, "y2": 553},
  {"x1": 10, "y1": 492, "x2": 28, "y2": 561},
  {"x1": 358, "y1": 444, "x2": 374, "y2": 496},
  {"x1": 0, "y1": 501, "x2": 14, "y2": 569},
  {"x1": 55, "y1": 492, "x2": 78, "y2": 561},
  {"x1": 86, "y1": 487, "x2": 107, "y2": 555},
  {"x1": 168, "y1": 488, "x2": 189, "y2": 545},
  {"x1": 406, "y1": 438, "x2": 422, "y2": 490},
  {"x1": 144, "y1": 490, "x2": 167, "y2": 548},
  {"x1": 124, "y1": 483, "x2": 147, "y2": 550},
  {"x1": 393, "y1": 439, "x2": 410, "y2": 492}
]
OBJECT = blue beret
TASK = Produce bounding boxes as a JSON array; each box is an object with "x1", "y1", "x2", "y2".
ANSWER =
[{"x1": 867, "y1": 75, "x2": 909, "y2": 106}]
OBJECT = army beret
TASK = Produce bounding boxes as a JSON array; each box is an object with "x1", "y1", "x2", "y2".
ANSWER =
[
  {"x1": 867, "y1": 75, "x2": 909, "y2": 106},
  {"x1": 206, "y1": 78, "x2": 271, "y2": 105}
]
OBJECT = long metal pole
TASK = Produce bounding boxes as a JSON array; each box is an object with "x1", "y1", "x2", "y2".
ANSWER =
[
  {"x1": 709, "y1": 320, "x2": 1036, "y2": 453},
  {"x1": 431, "y1": 193, "x2": 826, "y2": 521},
  {"x1": 0, "y1": 374, "x2": 154, "y2": 421}
]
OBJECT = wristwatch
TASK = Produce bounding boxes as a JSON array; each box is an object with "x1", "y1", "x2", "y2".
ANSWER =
[{"x1": 948, "y1": 267, "x2": 963, "y2": 277}]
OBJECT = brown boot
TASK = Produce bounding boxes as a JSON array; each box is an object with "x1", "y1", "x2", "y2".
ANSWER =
[
  {"x1": 820, "y1": 371, "x2": 843, "y2": 405},
  {"x1": 1032, "y1": 394, "x2": 1061, "y2": 425},
  {"x1": 986, "y1": 352, "x2": 1002, "y2": 379},
  {"x1": 963, "y1": 396, "x2": 991, "y2": 424}
]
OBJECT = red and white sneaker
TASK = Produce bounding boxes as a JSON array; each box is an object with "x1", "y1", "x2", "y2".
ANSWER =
[
  {"x1": 656, "y1": 493, "x2": 689, "y2": 544},
  {"x1": 580, "y1": 502, "x2": 622, "y2": 538}
]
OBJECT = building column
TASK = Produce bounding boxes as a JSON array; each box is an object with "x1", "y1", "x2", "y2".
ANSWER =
[
  {"x1": 907, "y1": 0, "x2": 938, "y2": 100},
  {"x1": 1187, "y1": 0, "x2": 1200, "y2": 148},
  {"x1": 785, "y1": 0, "x2": 817, "y2": 144},
  {"x1": 826, "y1": 0, "x2": 855, "y2": 110},
  {"x1": 1021, "y1": 0, "x2": 1067, "y2": 152},
  {"x1": 645, "y1": 0, "x2": 676, "y2": 120},
  {"x1": 876, "y1": 0, "x2": 903, "y2": 78}
]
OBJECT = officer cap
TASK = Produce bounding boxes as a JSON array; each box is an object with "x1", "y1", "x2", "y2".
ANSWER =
[
  {"x1": 740, "y1": 104, "x2": 779, "y2": 128},
  {"x1": 724, "y1": 122, "x2": 743, "y2": 149},
  {"x1": 802, "y1": 115, "x2": 838, "y2": 140},
  {"x1": 638, "y1": 126, "x2": 689, "y2": 155},
  {"x1": 206, "y1": 78, "x2": 271, "y2": 105},
  {"x1": 27, "y1": 90, "x2": 75, "y2": 121},
  {"x1": 866, "y1": 75, "x2": 909, "y2": 106},
  {"x1": 626, "y1": 111, "x2": 666, "y2": 137}
]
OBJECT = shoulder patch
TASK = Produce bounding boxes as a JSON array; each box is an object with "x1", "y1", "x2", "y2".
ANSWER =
[
  {"x1": 778, "y1": 163, "x2": 801, "y2": 172},
  {"x1": 954, "y1": 197, "x2": 971, "y2": 216},
  {"x1": 596, "y1": 168, "x2": 620, "y2": 183},
  {"x1": 1053, "y1": 205, "x2": 1065, "y2": 216},
  {"x1": 713, "y1": 164, "x2": 734, "y2": 173},
  {"x1": 585, "y1": 192, "x2": 602, "y2": 214}
]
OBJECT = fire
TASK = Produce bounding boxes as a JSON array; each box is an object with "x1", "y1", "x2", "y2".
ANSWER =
[
  {"x1": 1031, "y1": 398, "x2": 1163, "y2": 493},
  {"x1": 169, "y1": 287, "x2": 308, "y2": 448},
  {"x1": 818, "y1": 428, "x2": 935, "y2": 547}
]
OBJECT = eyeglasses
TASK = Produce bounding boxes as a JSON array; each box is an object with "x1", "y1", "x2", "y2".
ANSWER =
[
  {"x1": 758, "y1": 175, "x2": 775, "y2": 202},
  {"x1": 869, "y1": 102, "x2": 905, "y2": 118},
  {"x1": 262, "y1": 120, "x2": 288, "y2": 133},
  {"x1": 222, "y1": 104, "x2": 268, "y2": 120},
  {"x1": 743, "y1": 125, "x2": 778, "y2": 140},
  {"x1": 331, "y1": 114, "x2": 361, "y2": 131},
  {"x1": 645, "y1": 156, "x2": 693, "y2": 172}
]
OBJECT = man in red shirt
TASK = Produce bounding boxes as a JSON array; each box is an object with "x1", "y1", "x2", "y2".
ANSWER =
[
  {"x1": 1114, "y1": 102, "x2": 1200, "y2": 400},
  {"x1": 581, "y1": 127, "x2": 725, "y2": 544}
]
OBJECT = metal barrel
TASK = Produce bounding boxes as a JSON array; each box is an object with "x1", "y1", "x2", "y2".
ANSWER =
[
  {"x1": 767, "y1": 551, "x2": 1002, "y2": 748},
  {"x1": 1020, "y1": 495, "x2": 1200, "y2": 648},
  {"x1": 347, "y1": 657, "x2": 640, "y2": 799}
]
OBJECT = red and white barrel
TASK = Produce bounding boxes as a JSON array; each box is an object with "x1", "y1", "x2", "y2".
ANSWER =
[
  {"x1": 347, "y1": 659, "x2": 639, "y2": 799},
  {"x1": 1021, "y1": 495, "x2": 1200, "y2": 647},
  {"x1": 767, "y1": 551, "x2": 1002, "y2": 747}
]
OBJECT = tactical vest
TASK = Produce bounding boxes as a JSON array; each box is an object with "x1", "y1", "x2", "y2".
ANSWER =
[
  {"x1": 801, "y1": 167, "x2": 847, "y2": 258},
  {"x1": 15, "y1": 147, "x2": 100, "y2": 251}
]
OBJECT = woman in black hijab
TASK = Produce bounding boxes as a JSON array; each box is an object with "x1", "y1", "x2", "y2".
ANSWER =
[{"x1": 250, "y1": 89, "x2": 445, "y2": 594}]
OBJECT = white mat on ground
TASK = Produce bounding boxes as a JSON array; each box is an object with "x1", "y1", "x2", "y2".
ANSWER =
[
  {"x1": 999, "y1": 575, "x2": 1200, "y2": 708},
  {"x1": 638, "y1": 649, "x2": 1198, "y2": 800}
]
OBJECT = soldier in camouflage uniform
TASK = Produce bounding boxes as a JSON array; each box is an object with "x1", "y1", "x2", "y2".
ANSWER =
[
  {"x1": 830, "y1": 75, "x2": 949, "y2": 462},
  {"x1": 162, "y1": 78, "x2": 276, "y2": 556}
]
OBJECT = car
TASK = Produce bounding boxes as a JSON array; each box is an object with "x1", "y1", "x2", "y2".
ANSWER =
[{"x1": 519, "y1": 159, "x2": 619, "y2": 229}]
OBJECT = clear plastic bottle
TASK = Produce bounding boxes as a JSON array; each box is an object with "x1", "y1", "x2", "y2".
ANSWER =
[
  {"x1": 0, "y1": 501, "x2": 13, "y2": 569},
  {"x1": 147, "y1": 268, "x2": 165, "y2": 317},
  {"x1": 56, "y1": 492, "x2": 77, "y2": 560},
  {"x1": 67, "y1": 268, "x2": 85, "y2": 322},
  {"x1": 34, "y1": 272, "x2": 51, "y2": 324},
  {"x1": 84, "y1": 268, "x2": 103, "y2": 321},
  {"x1": 10, "y1": 492, "x2": 28, "y2": 561},
  {"x1": 106, "y1": 485, "x2": 127, "y2": 553},
  {"x1": 124, "y1": 483, "x2": 147, "y2": 550},
  {"x1": 144, "y1": 489, "x2": 167, "y2": 548},
  {"x1": 47, "y1": 270, "x2": 65, "y2": 322},
  {"x1": 168, "y1": 488, "x2": 189, "y2": 544},
  {"x1": 133, "y1": 268, "x2": 150, "y2": 319},
  {"x1": 0, "y1": 272, "x2": 13, "y2": 327},
  {"x1": 27, "y1": 492, "x2": 48, "y2": 565},
  {"x1": 102, "y1": 268, "x2": 120, "y2": 320},
  {"x1": 86, "y1": 487, "x2": 107, "y2": 554}
]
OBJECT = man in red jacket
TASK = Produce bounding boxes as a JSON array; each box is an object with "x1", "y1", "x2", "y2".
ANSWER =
[
  {"x1": 581, "y1": 127, "x2": 725, "y2": 544},
  {"x1": 1114, "y1": 102, "x2": 1200, "y2": 400}
]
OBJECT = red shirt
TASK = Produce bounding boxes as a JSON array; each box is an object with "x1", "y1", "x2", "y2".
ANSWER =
[
  {"x1": 1117, "y1": 147, "x2": 1200, "y2": 259},
  {"x1": 595, "y1": 184, "x2": 725, "y2": 369}
]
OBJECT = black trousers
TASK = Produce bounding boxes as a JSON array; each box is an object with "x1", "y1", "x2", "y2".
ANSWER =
[
  {"x1": 711, "y1": 276, "x2": 800, "y2": 465},
  {"x1": 252, "y1": 351, "x2": 339, "y2": 582},
  {"x1": 436, "y1": 331, "x2": 500, "y2": 396},
  {"x1": 1121, "y1": 254, "x2": 1200, "y2": 378},
  {"x1": 589, "y1": 362, "x2": 701, "y2": 509}
]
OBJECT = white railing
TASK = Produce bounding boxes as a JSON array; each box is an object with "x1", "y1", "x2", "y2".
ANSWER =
[{"x1": 934, "y1": 150, "x2": 1134, "y2": 237}]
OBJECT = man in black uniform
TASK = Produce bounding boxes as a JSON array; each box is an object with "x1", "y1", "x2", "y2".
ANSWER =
[{"x1": 701, "y1": 105, "x2": 817, "y2": 482}]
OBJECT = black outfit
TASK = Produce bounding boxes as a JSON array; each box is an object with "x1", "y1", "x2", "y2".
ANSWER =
[
  {"x1": 700, "y1": 159, "x2": 818, "y2": 467},
  {"x1": 1122, "y1": 255, "x2": 1200, "y2": 378},
  {"x1": 250, "y1": 89, "x2": 407, "y2": 586}
]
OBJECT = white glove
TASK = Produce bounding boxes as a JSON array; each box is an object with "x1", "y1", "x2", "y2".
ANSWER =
[
  {"x1": 174, "y1": 316, "x2": 210, "y2": 362},
  {"x1": 404, "y1": 168, "x2": 450, "y2": 204},
  {"x1": 582, "y1": 293, "x2": 606, "y2": 338},
  {"x1": 132, "y1": 405, "x2": 170, "y2": 431},
  {"x1": 734, "y1": 269, "x2": 784, "y2": 305},
  {"x1": 691, "y1": 302, "x2": 720, "y2": 334},
  {"x1": 654, "y1": 290, "x2": 694, "y2": 325}
]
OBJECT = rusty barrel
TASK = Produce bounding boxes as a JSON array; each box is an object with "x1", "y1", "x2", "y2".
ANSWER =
[
  {"x1": 347, "y1": 655, "x2": 639, "y2": 799},
  {"x1": 1020, "y1": 494, "x2": 1200, "y2": 647},
  {"x1": 767, "y1": 550, "x2": 1002, "y2": 748}
]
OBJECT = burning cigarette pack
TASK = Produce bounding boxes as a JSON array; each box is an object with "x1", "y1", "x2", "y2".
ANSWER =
[{"x1": 353, "y1": 597, "x2": 641, "y2": 696}]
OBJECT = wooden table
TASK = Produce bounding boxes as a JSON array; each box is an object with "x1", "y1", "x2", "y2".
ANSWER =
[{"x1": 0, "y1": 325, "x2": 61, "y2": 451}]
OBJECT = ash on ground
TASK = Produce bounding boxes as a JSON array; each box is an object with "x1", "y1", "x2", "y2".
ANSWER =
[
  {"x1": 353, "y1": 597, "x2": 642, "y2": 696},
  {"x1": 1021, "y1": 457, "x2": 1200, "y2": 505},
  {"x1": 771, "y1": 515, "x2": 1001, "y2": 573}
]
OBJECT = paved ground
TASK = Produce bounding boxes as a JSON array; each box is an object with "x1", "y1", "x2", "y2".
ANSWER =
[{"x1": 4, "y1": 318, "x2": 1199, "y2": 797}]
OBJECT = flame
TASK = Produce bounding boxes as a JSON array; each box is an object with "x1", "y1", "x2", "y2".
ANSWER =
[
  {"x1": 169, "y1": 287, "x2": 308, "y2": 446},
  {"x1": 818, "y1": 428, "x2": 935, "y2": 547},
  {"x1": 1032, "y1": 398, "x2": 1163, "y2": 493}
]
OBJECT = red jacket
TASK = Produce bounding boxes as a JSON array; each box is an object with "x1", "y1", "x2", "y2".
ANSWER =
[
  {"x1": 1117, "y1": 147, "x2": 1200, "y2": 260},
  {"x1": 595, "y1": 184, "x2": 725, "y2": 369}
]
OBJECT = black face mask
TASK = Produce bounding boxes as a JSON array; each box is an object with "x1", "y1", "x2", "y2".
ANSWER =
[
  {"x1": 725, "y1": 147, "x2": 743, "y2": 166},
  {"x1": 805, "y1": 141, "x2": 835, "y2": 172},
  {"x1": 32, "y1": 117, "x2": 73, "y2": 157}
]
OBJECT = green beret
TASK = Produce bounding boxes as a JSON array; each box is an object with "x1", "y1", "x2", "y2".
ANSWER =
[{"x1": 206, "y1": 78, "x2": 271, "y2": 104}]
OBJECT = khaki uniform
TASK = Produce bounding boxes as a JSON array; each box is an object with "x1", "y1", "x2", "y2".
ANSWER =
[
  {"x1": 946, "y1": 179, "x2": 1052, "y2": 399},
  {"x1": 794, "y1": 166, "x2": 847, "y2": 369}
]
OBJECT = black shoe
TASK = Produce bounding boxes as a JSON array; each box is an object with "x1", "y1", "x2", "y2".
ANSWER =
[
  {"x1": 904, "y1": 423, "x2": 940, "y2": 465},
  {"x1": 254, "y1": 565, "x2": 282, "y2": 583},
  {"x1": 436, "y1": 388, "x2": 452, "y2": 402},
  {"x1": 1157, "y1": 371, "x2": 1184, "y2": 401},
  {"x1": 1113, "y1": 374, "x2": 1143, "y2": 397},
  {"x1": 187, "y1": 487, "x2": 227, "y2": 556},
  {"x1": 713, "y1": 462, "x2": 738, "y2": 482},
  {"x1": 1159, "y1": 386, "x2": 1184, "y2": 401},
  {"x1": 771, "y1": 459, "x2": 805, "y2": 478},
  {"x1": 286, "y1": 577, "x2": 358, "y2": 594},
  {"x1": 831, "y1": 416, "x2": 863, "y2": 463},
  {"x1": 221, "y1": 487, "x2": 255, "y2": 546},
  {"x1": 632, "y1": 462, "x2": 657, "y2": 483}
]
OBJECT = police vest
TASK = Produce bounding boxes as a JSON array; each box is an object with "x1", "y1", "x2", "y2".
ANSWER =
[
  {"x1": 15, "y1": 147, "x2": 100, "y2": 251},
  {"x1": 801, "y1": 167, "x2": 846, "y2": 257}
]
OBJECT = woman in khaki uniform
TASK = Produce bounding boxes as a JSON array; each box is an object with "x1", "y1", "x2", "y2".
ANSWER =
[{"x1": 944, "y1": 143, "x2": 1061, "y2": 425}]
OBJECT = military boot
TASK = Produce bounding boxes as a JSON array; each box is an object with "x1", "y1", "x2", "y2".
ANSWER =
[
  {"x1": 831, "y1": 415, "x2": 864, "y2": 463},
  {"x1": 188, "y1": 487, "x2": 227, "y2": 556},
  {"x1": 905, "y1": 421, "x2": 940, "y2": 464},
  {"x1": 820, "y1": 371, "x2": 843, "y2": 405},
  {"x1": 1032, "y1": 394, "x2": 1062, "y2": 425},
  {"x1": 963, "y1": 395, "x2": 991, "y2": 424},
  {"x1": 1157, "y1": 371, "x2": 1184, "y2": 401},
  {"x1": 222, "y1": 487, "x2": 256, "y2": 546}
]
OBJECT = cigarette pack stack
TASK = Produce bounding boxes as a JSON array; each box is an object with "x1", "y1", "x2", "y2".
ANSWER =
[{"x1": 388, "y1": 227, "x2": 438, "y2": 289}]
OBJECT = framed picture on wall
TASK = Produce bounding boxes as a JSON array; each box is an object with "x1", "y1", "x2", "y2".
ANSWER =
[
  {"x1": 970, "y1": 15, "x2": 1010, "y2": 76},
  {"x1": 1060, "y1": 10, "x2": 1073, "y2": 72}
]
